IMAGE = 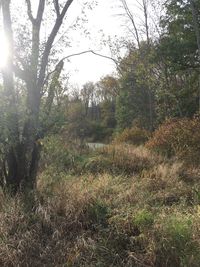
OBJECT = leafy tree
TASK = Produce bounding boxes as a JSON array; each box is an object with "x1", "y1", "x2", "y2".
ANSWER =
[
  {"x1": 116, "y1": 43, "x2": 156, "y2": 132},
  {"x1": 0, "y1": 0, "x2": 75, "y2": 194},
  {"x1": 155, "y1": 0, "x2": 200, "y2": 118},
  {"x1": 159, "y1": 0, "x2": 199, "y2": 69},
  {"x1": 66, "y1": 98, "x2": 90, "y2": 146}
]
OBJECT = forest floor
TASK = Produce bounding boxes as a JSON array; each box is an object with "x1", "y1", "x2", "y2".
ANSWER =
[{"x1": 1, "y1": 142, "x2": 200, "y2": 266}]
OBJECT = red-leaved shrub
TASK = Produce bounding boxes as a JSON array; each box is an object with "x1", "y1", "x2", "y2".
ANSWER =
[
  {"x1": 114, "y1": 127, "x2": 150, "y2": 146},
  {"x1": 146, "y1": 117, "x2": 200, "y2": 165}
]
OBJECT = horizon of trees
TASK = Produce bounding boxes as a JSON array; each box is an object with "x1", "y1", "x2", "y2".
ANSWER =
[{"x1": 0, "y1": 0, "x2": 200, "y2": 194}]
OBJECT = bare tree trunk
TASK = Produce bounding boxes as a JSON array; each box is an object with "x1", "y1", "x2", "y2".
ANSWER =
[{"x1": 142, "y1": 0, "x2": 154, "y2": 130}]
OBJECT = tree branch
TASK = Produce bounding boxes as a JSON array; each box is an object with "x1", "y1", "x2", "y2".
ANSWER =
[
  {"x1": 43, "y1": 50, "x2": 121, "y2": 87},
  {"x1": 54, "y1": 0, "x2": 60, "y2": 17},
  {"x1": 36, "y1": 0, "x2": 45, "y2": 24},
  {"x1": 37, "y1": 0, "x2": 74, "y2": 91},
  {"x1": 62, "y1": 50, "x2": 119, "y2": 64},
  {"x1": 26, "y1": 0, "x2": 45, "y2": 24},
  {"x1": 121, "y1": 0, "x2": 141, "y2": 49},
  {"x1": 25, "y1": 0, "x2": 35, "y2": 24}
]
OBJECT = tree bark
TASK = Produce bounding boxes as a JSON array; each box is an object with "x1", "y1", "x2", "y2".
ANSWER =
[{"x1": 0, "y1": 0, "x2": 75, "y2": 194}]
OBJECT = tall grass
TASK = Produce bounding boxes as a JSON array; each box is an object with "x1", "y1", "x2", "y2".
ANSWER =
[{"x1": 0, "y1": 143, "x2": 200, "y2": 266}]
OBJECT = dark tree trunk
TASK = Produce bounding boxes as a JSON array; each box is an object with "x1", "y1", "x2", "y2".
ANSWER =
[
  {"x1": 0, "y1": 0, "x2": 75, "y2": 195},
  {"x1": 3, "y1": 141, "x2": 41, "y2": 194}
]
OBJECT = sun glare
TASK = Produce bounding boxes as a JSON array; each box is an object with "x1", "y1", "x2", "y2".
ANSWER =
[{"x1": 0, "y1": 31, "x2": 9, "y2": 68}]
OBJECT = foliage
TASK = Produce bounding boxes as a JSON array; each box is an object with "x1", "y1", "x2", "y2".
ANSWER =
[
  {"x1": 116, "y1": 44, "x2": 156, "y2": 132},
  {"x1": 146, "y1": 117, "x2": 200, "y2": 164},
  {"x1": 133, "y1": 209, "x2": 154, "y2": 229},
  {"x1": 114, "y1": 126, "x2": 150, "y2": 145},
  {"x1": 0, "y1": 0, "x2": 76, "y2": 193},
  {"x1": 159, "y1": 0, "x2": 199, "y2": 70},
  {"x1": 84, "y1": 144, "x2": 161, "y2": 175},
  {"x1": 155, "y1": 213, "x2": 200, "y2": 267},
  {"x1": 154, "y1": 0, "x2": 200, "y2": 120},
  {"x1": 87, "y1": 121, "x2": 113, "y2": 142}
]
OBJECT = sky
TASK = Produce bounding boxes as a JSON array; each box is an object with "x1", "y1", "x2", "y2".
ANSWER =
[
  {"x1": 64, "y1": 0, "x2": 156, "y2": 88},
  {"x1": 63, "y1": 0, "x2": 127, "y2": 87},
  {"x1": 0, "y1": 0, "x2": 146, "y2": 88}
]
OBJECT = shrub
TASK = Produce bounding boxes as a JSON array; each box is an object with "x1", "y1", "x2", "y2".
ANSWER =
[
  {"x1": 87, "y1": 200, "x2": 110, "y2": 225},
  {"x1": 114, "y1": 127, "x2": 150, "y2": 146},
  {"x1": 87, "y1": 121, "x2": 113, "y2": 142},
  {"x1": 85, "y1": 144, "x2": 160, "y2": 175},
  {"x1": 146, "y1": 117, "x2": 200, "y2": 165},
  {"x1": 40, "y1": 135, "x2": 88, "y2": 177},
  {"x1": 133, "y1": 209, "x2": 154, "y2": 229},
  {"x1": 155, "y1": 213, "x2": 200, "y2": 267}
]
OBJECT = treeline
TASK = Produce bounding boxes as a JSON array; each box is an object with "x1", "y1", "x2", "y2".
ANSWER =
[
  {"x1": 58, "y1": 0, "x2": 200, "y2": 142},
  {"x1": 0, "y1": 0, "x2": 199, "y2": 192}
]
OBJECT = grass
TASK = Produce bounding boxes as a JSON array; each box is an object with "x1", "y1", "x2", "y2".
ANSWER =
[{"x1": 1, "y1": 142, "x2": 200, "y2": 266}]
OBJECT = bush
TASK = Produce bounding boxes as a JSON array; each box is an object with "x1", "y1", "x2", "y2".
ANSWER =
[
  {"x1": 87, "y1": 121, "x2": 113, "y2": 142},
  {"x1": 84, "y1": 144, "x2": 160, "y2": 175},
  {"x1": 87, "y1": 200, "x2": 110, "y2": 225},
  {"x1": 133, "y1": 209, "x2": 154, "y2": 229},
  {"x1": 155, "y1": 213, "x2": 200, "y2": 267},
  {"x1": 40, "y1": 134, "x2": 88, "y2": 172},
  {"x1": 114, "y1": 127, "x2": 150, "y2": 146},
  {"x1": 146, "y1": 117, "x2": 200, "y2": 165}
]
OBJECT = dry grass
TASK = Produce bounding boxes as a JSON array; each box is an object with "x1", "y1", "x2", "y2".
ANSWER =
[
  {"x1": 1, "y1": 144, "x2": 200, "y2": 266},
  {"x1": 113, "y1": 127, "x2": 150, "y2": 145},
  {"x1": 85, "y1": 144, "x2": 163, "y2": 175}
]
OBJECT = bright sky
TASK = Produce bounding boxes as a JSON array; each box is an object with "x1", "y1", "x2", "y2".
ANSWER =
[
  {"x1": 64, "y1": 0, "x2": 126, "y2": 87},
  {"x1": 65, "y1": 0, "x2": 154, "y2": 87},
  {"x1": 0, "y1": 0, "x2": 147, "y2": 87}
]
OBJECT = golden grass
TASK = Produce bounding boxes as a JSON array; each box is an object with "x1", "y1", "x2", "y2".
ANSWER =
[
  {"x1": 1, "y1": 144, "x2": 200, "y2": 266},
  {"x1": 85, "y1": 144, "x2": 163, "y2": 175}
]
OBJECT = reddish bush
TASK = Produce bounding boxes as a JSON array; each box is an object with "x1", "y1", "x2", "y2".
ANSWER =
[
  {"x1": 114, "y1": 127, "x2": 150, "y2": 146},
  {"x1": 146, "y1": 117, "x2": 200, "y2": 165}
]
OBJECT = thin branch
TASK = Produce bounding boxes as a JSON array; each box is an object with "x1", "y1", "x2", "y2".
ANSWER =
[
  {"x1": 121, "y1": 0, "x2": 141, "y2": 48},
  {"x1": 25, "y1": 0, "x2": 35, "y2": 23},
  {"x1": 37, "y1": 0, "x2": 74, "y2": 91},
  {"x1": 43, "y1": 50, "x2": 120, "y2": 87},
  {"x1": 142, "y1": 0, "x2": 150, "y2": 45},
  {"x1": 54, "y1": 0, "x2": 60, "y2": 17},
  {"x1": 29, "y1": 0, "x2": 45, "y2": 79},
  {"x1": 63, "y1": 50, "x2": 119, "y2": 64}
]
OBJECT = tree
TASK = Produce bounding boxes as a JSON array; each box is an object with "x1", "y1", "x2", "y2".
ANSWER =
[
  {"x1": 0, "y1": 0, "x2": 75, "y2": 194},
  {"x1": 66, "y1": 97, "x2": 90, "y2": 146},
  {"x1": 156, "y1": 0, "x2": 200, "y2": 118},
  {"x1": 80, "y1": 82, "x2": 95, "y2": 116},
  {"x1": 118, "y1": 0, "x2": 157, "y2": 130},
  {"x1": 190, "y1": 0, "x2": 200, "y2": 110},
  {"x1": 115, "y1": 43, "x2": 156, "y2": 132}
]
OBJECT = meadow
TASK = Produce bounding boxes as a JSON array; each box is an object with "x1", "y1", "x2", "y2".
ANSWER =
[{"x1": 1, "y1": 125, "x2": 200, "y2": 267}]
